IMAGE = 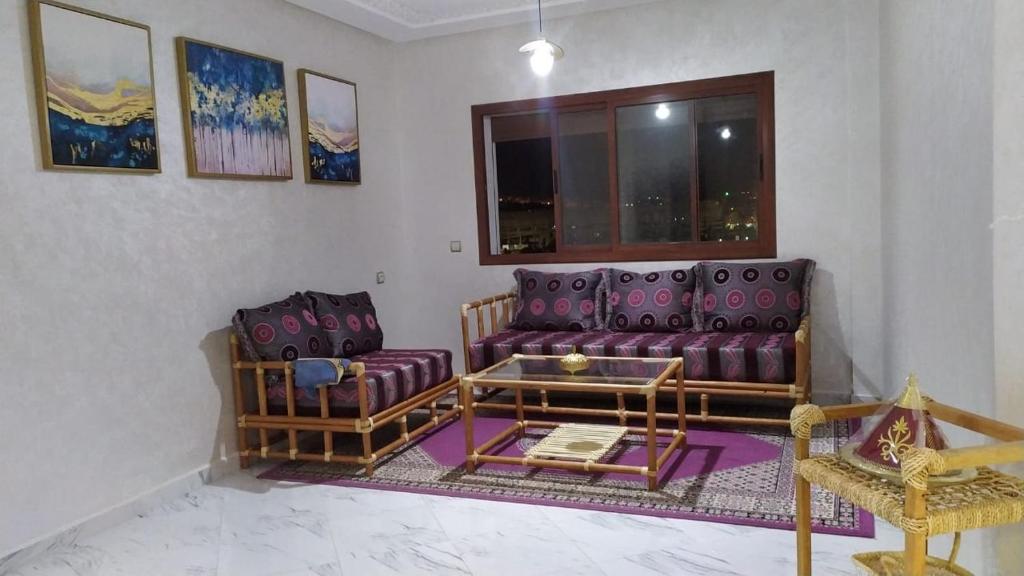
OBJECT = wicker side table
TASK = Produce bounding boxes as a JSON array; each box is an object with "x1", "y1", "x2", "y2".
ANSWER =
[{"x1": 791, "y1": 401, "x2": 1024, "y2": 576}]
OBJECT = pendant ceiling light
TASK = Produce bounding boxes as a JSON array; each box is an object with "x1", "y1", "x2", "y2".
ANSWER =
[{"x1": 519, "y1": 0, "x2": 564, "y2": 76}]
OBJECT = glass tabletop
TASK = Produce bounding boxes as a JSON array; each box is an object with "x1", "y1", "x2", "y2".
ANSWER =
[{"x1": 471, "y1": 354, "x2": 680, "y2": 386}]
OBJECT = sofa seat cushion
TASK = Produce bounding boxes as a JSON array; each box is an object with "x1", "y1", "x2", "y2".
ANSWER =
[
  {"x1": 470, "y1": 330, "x2": 795, "y2": 384},
  {"x1": 268, "y1": 349, "x2": 453, "y2": 414}
]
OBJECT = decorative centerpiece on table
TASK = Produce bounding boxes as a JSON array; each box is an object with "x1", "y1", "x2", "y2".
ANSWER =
[
  {"x1": 559, "y1": 346, "x2": 590, "y2": 375},
  {"x1": 840, "y1": 373, "x2": 976, "y2": 485}
]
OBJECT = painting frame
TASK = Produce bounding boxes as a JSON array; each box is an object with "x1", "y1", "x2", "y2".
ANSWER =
[
  {"x1": 28, "y1": 0, "x2": 161, "y2": 174},
  {"x1": 175, "y1": 37, "x2": 293, "y2": 181},
  {"x1": 297, "y1": 69, "x2": 361, "y2": 185}
]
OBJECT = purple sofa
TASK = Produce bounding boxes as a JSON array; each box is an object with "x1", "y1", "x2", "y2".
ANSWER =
[
  {"x1": 230, "y1": 290, "x2": 459, "y2": 474},
  {"x1": 460, "y1": 260, "x2": 815, "y2": 426}
]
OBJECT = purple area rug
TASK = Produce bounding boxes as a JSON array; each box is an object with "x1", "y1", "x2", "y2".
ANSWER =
[{"x1": 261, "y1": 417, "x2": 873, "y2": 538}]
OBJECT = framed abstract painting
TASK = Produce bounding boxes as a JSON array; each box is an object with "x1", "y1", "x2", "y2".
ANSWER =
[
  {"x1": 298, "y1": 69, "x2": 360, "y2": 184},
  {"x1": 176, "y1": 38, "x2": 292, "y2": 180},
  {"x1": 28, "y1": 0, "x2": 160, "y2": 173}
]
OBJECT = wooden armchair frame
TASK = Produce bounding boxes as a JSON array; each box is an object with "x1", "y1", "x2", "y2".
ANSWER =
[
  {"x1": 460, "y1": 291, "x2": 811, "y2": 427},
  {"x1": 230, "y1": 334, "x2": 461, "y2": 474},
  {"x1": 793, "y1": 401, "x2": 1024, "y2": 576}
]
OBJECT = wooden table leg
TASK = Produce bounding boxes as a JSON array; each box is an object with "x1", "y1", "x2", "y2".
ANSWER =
[
  {"x1": 675, "y1": 362, "x2": 687, "y2": 451},
  {"x1": 646, "y1": 390, "x2": 658, "y2": 490},
  {"x1": 796, "y1": 435, "x2": 812, "y2": 576},
  {"x1": 462, "y1": 378, "x2": 476, "y2": 474},
  {"x1": 515, "y1": 388, "x2": 525, "y2": 438},
  {"x1": 904, "y1": 485, "x2": 927, "y2": 576}
]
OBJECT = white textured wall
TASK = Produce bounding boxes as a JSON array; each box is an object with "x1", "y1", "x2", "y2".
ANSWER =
[
  {"x1": 392, "y1": 0, "x2": 884, "y2": 404},
  {"x1": 879, "y1": 1, "x2": 997, "y2": 573},
  {"x1": 879, "y1": 1, "x2": 994, "y2": 410},
  {"x1": 0, "y1": 0, "x2": 403, "y2": 555},
  {"x1": 993, "y1": 0, "x2": 1024, "y2": 571}
]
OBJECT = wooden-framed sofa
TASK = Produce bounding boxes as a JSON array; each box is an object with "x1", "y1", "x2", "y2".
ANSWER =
[
  {"x1": 460, "y1": 261, "x2": 813, "y2": 427},
  {"x1": 230, "y1": 291, "x2": 461, "y2": 474}
]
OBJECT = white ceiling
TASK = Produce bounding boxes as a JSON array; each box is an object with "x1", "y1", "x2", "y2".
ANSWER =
[{"x1": 285, "y1": 0, "x2": 663, "y2": 42}]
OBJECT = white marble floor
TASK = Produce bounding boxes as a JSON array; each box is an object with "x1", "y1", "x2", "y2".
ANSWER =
[{"x1": 4, "y1": 466, "x2": 932, "y2": 576}]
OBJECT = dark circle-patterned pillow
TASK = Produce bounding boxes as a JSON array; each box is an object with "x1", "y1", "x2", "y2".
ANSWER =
[
  {"x1": 231, "y1": 292, "x2": 332, "y2": 362},
  {"x1": 693, "y1": 260, "x2": 814, "y2": 333},
  {"x1": 605, "y1": 268, "x2": 696, "y2": 332},
  {"x1": 304, "y1": 290, "x2": 384, "y2": 357},
  {"x1": 509, "y1": 269, "x2": 605, "y2": 331}
]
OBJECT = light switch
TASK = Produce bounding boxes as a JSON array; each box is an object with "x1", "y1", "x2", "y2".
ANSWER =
[
  {"x1": 376, "y1": 271, "x2": 385, "y2": 284},
  {"x1": 450, "y1": 240, "x2": 462, "y2": 253}
]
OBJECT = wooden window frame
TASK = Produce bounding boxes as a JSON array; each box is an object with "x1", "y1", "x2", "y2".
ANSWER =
[{"x1": 471, "y1": 71, "x2": 776, "y2": 266}]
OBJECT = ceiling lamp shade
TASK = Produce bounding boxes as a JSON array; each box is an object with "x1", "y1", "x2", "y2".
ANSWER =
[
  {"x1": 839, "y1": 373, "x2": 976, "y2": 485},
  {"x1": 519, "y1": 38, "x2": 564, "y2": 76},
  {"x1": 520, "y1": 0, "x2": 563, "y2": 76}
]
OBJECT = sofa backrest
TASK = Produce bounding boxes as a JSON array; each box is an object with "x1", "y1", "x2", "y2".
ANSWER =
[
  {"x1": 603, "y1": 267, "x2": 696, "y2": 332},
  {"x1": 508, "y1": 268, "x2": 604, "y2": 331},
  {"x1": 232, "y1": 292, "x2": 331, "y2": 362},
  {"x1": 303, "y1": 290, "x2": 384, "y2": 357},
  {"x1": 693, "y1": 259, "x2": 815, "y2": 333}
]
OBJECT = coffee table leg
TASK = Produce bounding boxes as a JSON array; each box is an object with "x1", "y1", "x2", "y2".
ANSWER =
[
  {"x1": 675, "y1": 361, "x2": 687, "y2": 451},
  {"x1": 646, "y1": 390, "x2": 658, "y2": 490},
  {"x1": 462, "y1": 379, "x2": 476, "y2": 474},
  {"x1": 515, "y1": 388, "x2": 525, "y2": 438}
]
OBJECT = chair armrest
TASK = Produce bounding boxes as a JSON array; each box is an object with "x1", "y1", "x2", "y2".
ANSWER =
[
  {"x1": 234, "y1": 359, "x2": 293, "y2": 371},
  {"x1": 901, "y1": 442, "x2": 1024, "y2": 489},
  {"x1": 462, "y1": 291, "x2": 517, "y2": 312},
  {"x1": 790, "y1": 402, "x2": 888, "y2": 439},
  {"x1": 460, "y1": 290, "x2": 518, "y2": 373}
]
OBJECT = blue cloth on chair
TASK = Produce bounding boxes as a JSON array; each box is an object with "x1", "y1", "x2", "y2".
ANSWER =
[{"x1": 294, "y1": 358, "x2": 351, "y2": 392}]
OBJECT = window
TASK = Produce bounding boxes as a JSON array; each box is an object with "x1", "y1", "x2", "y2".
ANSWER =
[{"x1": 472, "y1": 72, "x2": 775, "y2": 264}]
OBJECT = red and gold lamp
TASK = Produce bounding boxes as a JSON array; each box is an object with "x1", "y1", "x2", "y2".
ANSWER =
[{"x1": 839, "y1": 374, "x2": 976, "y2": 484}]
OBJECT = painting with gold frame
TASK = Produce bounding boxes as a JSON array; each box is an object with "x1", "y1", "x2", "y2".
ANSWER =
[
  {"x1": 176, "y1": 37, "x2": 292, "y2": 180},
  {"x1": 298, "y1": 69, "x2": 360, "y2": 184},
  {"x1": 28, "y1": 0, "x2": 160, "y2": 173}
]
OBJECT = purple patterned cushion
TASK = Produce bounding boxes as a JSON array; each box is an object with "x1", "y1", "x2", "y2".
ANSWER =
[
  {"x1": 694, "y1": 259, "x2": 815, "y2": 333},
  {"x1": 304, "y1": 291, "x2": 384, "y2": 357},
  {"x1": 604, "y1": 268, "x2": 695, "y2": 332},
  {"x1": 509, "y1": 269, "x2": 604, "y2": 331},
  {"x1": 232, "y1": 293, "x2": 331, "y2": 361}
]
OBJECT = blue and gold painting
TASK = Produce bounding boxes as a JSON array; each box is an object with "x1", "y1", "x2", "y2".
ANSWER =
[
  {"x1": 30, "y1": 1, "x2": 159, "y2": 172},
  {"x1": 298, "y1": 70, "x2": 360, "y2": 184},
  {"x1": 178, "y1": 38, "x2": 292, "y2": 179}
]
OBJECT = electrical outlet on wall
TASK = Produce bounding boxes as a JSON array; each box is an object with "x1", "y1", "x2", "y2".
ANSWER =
[
  {"x1": 376, "y1": 271, "x2": 385, "y2": 284},
  {"x1": 450, "y1": 240, "x2": 462, "y2": 253}
]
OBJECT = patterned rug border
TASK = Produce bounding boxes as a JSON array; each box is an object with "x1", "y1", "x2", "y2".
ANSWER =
[{"x1": 259, "y1": 420, "x2": 875, "y2": 539}]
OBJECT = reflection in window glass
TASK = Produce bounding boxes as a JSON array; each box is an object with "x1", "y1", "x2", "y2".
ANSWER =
[
  {"x1": 558, "y1": 110, "x2": 609, "y2": 246},
  {"x1": 616, "y1": 101, "x2": 692, "y2": 244},
  {"x1": 489, "y1": 113, "x2": 555, "y2": 254},
  {"x1": 696, "y1": 94, "x2": 759, "y2": 242}
]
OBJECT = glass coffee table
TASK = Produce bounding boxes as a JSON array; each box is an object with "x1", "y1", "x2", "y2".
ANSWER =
[{"x1": 460, "y1": 354, "x2": 686, "y2": 490}]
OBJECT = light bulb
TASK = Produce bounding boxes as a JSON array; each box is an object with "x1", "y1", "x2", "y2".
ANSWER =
[
  {"x1": 529, "y1": 47, "x2": 554, "y2": 76},
  {"x1": 720, "y1": 126, "x2": 732, "y2": 140},
  {"x1": 655, "y1": 103, "x2": 671, "y2": 120}
]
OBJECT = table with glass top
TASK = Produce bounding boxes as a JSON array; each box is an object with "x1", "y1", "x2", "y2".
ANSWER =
[{"x1": 460, "y1": 354, "x2": 686, "y2": 490}]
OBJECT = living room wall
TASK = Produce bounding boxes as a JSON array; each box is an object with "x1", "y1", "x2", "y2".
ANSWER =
[
  {"x1": 391, "y1": 0, "x2": 886, "y2": 404},
  {"x1": 0, "y1": 0, "x2": 404, "y2": 555},
  {"x1": 993, "y1": 0, "x2": 1024, "y2": 570}
]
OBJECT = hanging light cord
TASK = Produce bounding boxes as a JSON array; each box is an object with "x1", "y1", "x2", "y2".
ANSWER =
[{"x1": 537, "y1": 0, "x2": 543, "y2": 34}]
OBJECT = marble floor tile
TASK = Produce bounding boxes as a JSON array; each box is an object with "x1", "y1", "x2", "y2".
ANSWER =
[
  {"x1": 330, "y1": 504, "x2": 470, "y2": 575},
  {"x1": 5, "y1": 467, "x2": 991, "y2": 576},
  {"x1": 216, "y1": 485, "x2": 338, "y2": 576}
]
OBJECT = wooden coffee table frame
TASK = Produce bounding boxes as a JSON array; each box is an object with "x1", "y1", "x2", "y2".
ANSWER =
[{"x1": 461, "y1": 354, "x2": 686, "y2": 490}]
